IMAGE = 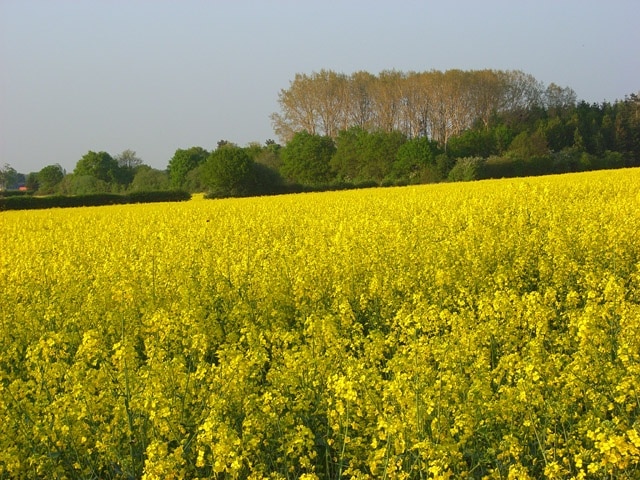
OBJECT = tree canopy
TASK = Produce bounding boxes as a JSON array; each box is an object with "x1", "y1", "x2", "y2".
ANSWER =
[
  {"x1": 0, "y1": 163, "x2": 18, "y2": 190},
  {"x1": 37, "y1": 164, "x2": 65, "y2": 193},
  {"x1": 280, "y1": 131, "x2": 336, "y2": 185},
  {"x1": 168, "y1": 147, "x2": 209, "y2": 189},
  {"x1": 73, "y1": 151, "x2": 124, "y2": 184},
  {"x1": 201, "y1": 145, "x2": 255, "y2": 197},
  {"x1": 271, "y1": 69, "x2": 570, "y2": 148}
]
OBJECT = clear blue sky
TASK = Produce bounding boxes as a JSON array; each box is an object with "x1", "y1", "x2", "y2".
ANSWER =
[{"x1": 1, "y1": 0, "x2": 638, "y2": 174}]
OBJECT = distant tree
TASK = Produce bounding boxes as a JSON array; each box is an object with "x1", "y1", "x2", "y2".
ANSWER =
[
  {"x1": 66, "y1": 175, "x2": 110, "y2": 195},
  {"x1": 280, "y1": 131, "x2": 336, "y2": 185},
  {"x1": 446, "y1": 129, "x2": 497, "y2": 159},
  {"x1": 614, "y1": 93, "x2": 640, "y2": 162},
  {"x1": 271, "y1": 73, "x2": 320, "y2": 143},
  {"x1": 493, "y1": 124, "x2": 515, "y2": 155},
  {"x1": 184, "y1": 164, "x2": 208, "y2": 193},
  {"x1": 393, "y1": 136, "x2": 439, "y2": 180},
  {"x1": 347, "y1": 71, "x2": 376, "y2": 130},
  {"x1": 115, "y1": 149, "x2": 143, "y2": 169},
  {"x1": 271, "y1": 68, "x2": 573, "y2": 150},
  {"x1": 251, "y1": 162, "x2": 283, "y2": 195},
  {"x1": 435, "y1": 154, "x2": 457, "y2": 179},
  {"x1": 371, "y1": 70, "x2": 406, "y2": 133},
  {"x1": 538, "y1": 116, "x2": 573, "y2": 152},
  {"x1": 331, "y1": 127, "x2": 368, "y2": 181},
  {"x1": 600, "y1": 113, "x2": 616, "y2": 152},
  {"x1": 15, "y1": 172, "x2": 26, "y2": 189},
  {"x1": 201, "y1": 145, "x2": 255, "y2": 196},
  {"x1": 129, "y1": 165, "x2": 170, "y2": 192},
  {"x1": 601, "y1": 150, "x2": 625, "y2": 169},
  {"x1": 498, "y1": 70, "x2": 544, "y2": 114},
  {"x1": 544, "y1": 83, "x2": 577, "y2": 116},
  {"x1": 37, "y1": 164, "x2": 65, "y2": 193},
  {"x1": 167, "y1": 147, "x2": 209, "y2": 190},
  {"x1": 243, "y1": 142, "x2": 265, "y2": 161},
  {"x1": 507, "y1": 131, "x2": 549, "y2": 158},
  {"x1": 448, "y1": 157, "x2": 485, "y2": 182},
  {"x1": 0, "y1": 163, "x2": 18, "y2": 190},
  {"x1": 573, "y1": 128, "x2": 586, "y2": 151},
  {"x1": 74, "y1": 151, "x2": 122, "y2": 184},
  {"x1": 358, "y1": 130, "x2": 406, "y2": 182},
  {"x1": 113, "y1": 149, "x2": 142, "y2": 186},
  {"x1": 254, "y1": 143, "x2": 282, "y2": 171},
  {"x1": 26, "y1": 172, "x2": 40, "y2": 191}
]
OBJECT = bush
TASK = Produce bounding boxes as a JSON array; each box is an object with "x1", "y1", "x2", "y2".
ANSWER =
[
  {"x1": 600, "y1": 150, "x2": 626, "y2": 169},
  {"x1": 416, "y1": 164, "x2": 443, "y2": 184},
  {"x1": 447, "y1": 157, "x2": 485, "y2": 182},
  {"x1": 251, "y1": 162, "x2": 284, "y2": 196},
  {"x1": 129, "y1": 166, "x2": 170, "y2": 192},
  {"x1": 201, "y1": 146, "x2": 255, "y2": 197},
  {"x1": 480, "y1": 155, "x2": 524, "y2": 179}
]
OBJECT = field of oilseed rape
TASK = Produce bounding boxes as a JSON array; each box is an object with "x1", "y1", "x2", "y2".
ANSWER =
[{"x1": 1, "y1": 169, "x2": 640, "y2": 479}]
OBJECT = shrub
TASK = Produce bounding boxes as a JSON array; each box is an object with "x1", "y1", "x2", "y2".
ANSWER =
[{"x1": 447, "y1": 157, "x2": 485, "y2": 182}]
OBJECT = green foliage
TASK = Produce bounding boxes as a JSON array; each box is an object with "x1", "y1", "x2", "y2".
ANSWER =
[
  {"x1": 447, "y1": 129, "x2": 497, "y2": 159},
  {"x1": 480, "y1": 155, "x2": 527, "y2": 178},
  {"x1": 37, "y1": 164, "x2": 65, "y2": 194},
  {"x1": 493, "y1": 124, "x2": 515, "y2": 154},
  {"x1": 549, "y1": 149, "x2": 583, "y2": 174},
  {"x1": 447, "y1": 157, "x2": 485, "y2": 182},
  {"x1": 393, "y1": 136, "x2": 440, "y2": 181},
  {"x1": 250, "y1": 162, "x2": 284, "y2": 196},
  {"x1": 0, "y1": 163, "x2": 18, "y2": 190},
  {"x1": 281, "y1": 131, "x2": 336, "y2": 185},
  {"x1": 330, "y1": 127, "x2": 368, "y2": 181},
  {"x1": 330, "y1": 128, "x2": 406, "y2": 183},
  {"x1": 601, "y1": 150, "x2": 626, "y2": 169},
  {"x1": 115, "y1": 149, "x2": 142, "y2": 169},
  {"x1": 435, "y1": 154, "x2": 456, "y2": 179},
  {"x1": 167, "y1": 147, "x2": 209, "y2": 190},
  {"x1": 507, "y1": 130, "x2": 549, "y2": 158},
  {"x1": 184, "y1": 164, "x2": 208, "y2": 193},
  {"x1": 275, "y1": 88, "x2": 632, "y2": 189},
  {"x1": 359, "y1": 130, "x2": 406, "y2": 182},
  {"x1": 614, "y1": 93, "x2": 640, "y2": 161},
  {"x1": 254, "y1": 142, "x2": 283, "y2": 171},
  {"x1": 538, "y1": 116, "x2": 574, "y2": 152},
  {"x1": 202, "y1": 145, "x2": 255, "y2": 197},
  {"x1": 74, "y1": 151, "x2": 124, "y2": 184},
  {"x1": 25, "y1": 172, "x2": 40, "y2": 191},
  {"x1": 60, "y1": 174, "x2": 111, "y2": 195},
  {"x1": 128, "y1": 166, "x2": 170, "y2": 192}
]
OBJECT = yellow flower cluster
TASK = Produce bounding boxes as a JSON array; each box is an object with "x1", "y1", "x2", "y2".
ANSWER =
[{"x1": 1, "y1": 169, "x2": 639, "y2": 479}]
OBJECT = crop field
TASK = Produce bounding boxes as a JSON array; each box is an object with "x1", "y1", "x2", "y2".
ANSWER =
[{"x1": 1, "y1": 169, "x2": 640, "y2": 479}]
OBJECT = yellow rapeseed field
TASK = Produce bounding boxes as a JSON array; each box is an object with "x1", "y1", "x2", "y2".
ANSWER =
[{"x1": 1, "y1": 169, "x2": 640, "y2": 479}]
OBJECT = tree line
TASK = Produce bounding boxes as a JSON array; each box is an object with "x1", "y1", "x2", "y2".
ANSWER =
[
  {"x1": 271, "y1": 69, "x2": 578, "y2": 146},
  {"x1": 2, "y1": 69, "x2": 638, "y2": 198}
]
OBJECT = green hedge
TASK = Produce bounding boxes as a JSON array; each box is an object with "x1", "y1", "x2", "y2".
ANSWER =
[
  {"x1": 125, "y1": 190, "x2": 191, "y2": 204},
  {"x1": 0, "y1": 190, "x2": 34, "y2": 198},
  {"x1": 0, "y1": 191, "x2": 191, "y2": 211}
]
